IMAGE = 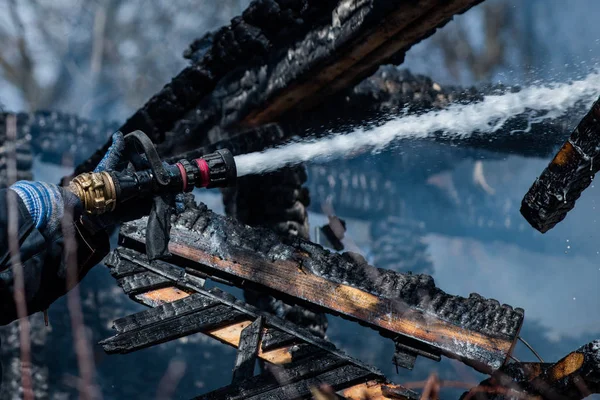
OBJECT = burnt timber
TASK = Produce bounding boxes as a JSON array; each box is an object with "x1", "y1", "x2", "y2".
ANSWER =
[
  {"x1": 521, "y1": 96, "x2": 600, "y2": 234},
  {"x1": 106, "y1": 207, "x2": 600, "y2": 400},
  {"x1": 461, "y1": 341, "x2": 600, "y2": 400},
  {"x1": 1, "y1": 0, "x2": 594, "y2": 398},
  {"x1": 74, "y1": 0, "x2": 485, "y2": 175},
  {"x1": 118, "y1": 202, "x2": 524, "y2": 374},
  {"x1": 102, "y1": 246, "x2": 421, "y2": 400}
]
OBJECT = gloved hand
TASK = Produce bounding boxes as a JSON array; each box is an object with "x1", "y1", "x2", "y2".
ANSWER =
[
  {"x1": 9, "y1": 132, "x2": 126, "y2": 238},
  {"x1": 11, "y1": 131, "x2": 186, "y2": 237},
  {"x1": 0, "y1": 132, "x2": 126, "y2": 325}
]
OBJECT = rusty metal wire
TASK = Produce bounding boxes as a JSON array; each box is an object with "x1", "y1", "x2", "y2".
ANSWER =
[{"x1": 518, "y1": 336, "x2": 545, "y2": 363}]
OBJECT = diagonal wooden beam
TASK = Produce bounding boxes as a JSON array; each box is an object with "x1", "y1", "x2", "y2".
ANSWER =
[
  {"x1": 104, "y1": 248, "x2": 420, "y2": 399},
  {"x1": 119, "y1": 204, "x2": 524, "y2": 374}
]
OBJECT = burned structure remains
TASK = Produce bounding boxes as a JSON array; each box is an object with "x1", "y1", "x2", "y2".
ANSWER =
[{"x1": 1, "y1": 0, "x2": 600, "y2": 399}]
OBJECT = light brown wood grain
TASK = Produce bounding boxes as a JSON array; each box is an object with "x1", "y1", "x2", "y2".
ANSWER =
[{"x1": 166, "y1": 236, "x2": 513, "y2": 374}]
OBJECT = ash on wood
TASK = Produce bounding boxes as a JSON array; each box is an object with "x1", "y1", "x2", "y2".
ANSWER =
[
  {"x1": 103, "y1": 246, "x2": 420, "y2": 399},
  {"x1": 120, "y1": 203, "x2": 523, "y2": 374}
]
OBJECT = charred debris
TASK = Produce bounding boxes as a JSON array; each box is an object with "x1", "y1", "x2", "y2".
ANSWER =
[{"x1": 1, "y1": 0, "x2": 598, "y2": 399}]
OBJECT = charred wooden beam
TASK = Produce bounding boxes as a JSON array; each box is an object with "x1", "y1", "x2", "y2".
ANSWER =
[
  {"x1": 74, "y1": 0, "x2": 484, "y2": 176},
  {"x1": 199, "y1": 352, "x2": 349, "y2": 400},
  {"x1": 244, "y1": 364, "x2": 375, "y2": 400},
  {"x1": 521, "y1": 96, "x2": 600, "y2": 234},
  {"x1": 235, "y1": 0, "x2": 485, "y2": 128},
  {"x1": 119, "y1": 202, "x2": 524, "y2": 374},
  {"x1": 102, "y1": 247, "x2": 420, "y2": 399},
  {"x1": 160, "y1": 67, "x2": 572, "y2": 168},
  {"x1": 261, "y1": 328, "x2": 298, "y2": 352},
  {"x1": 461, "y1": 341, "x2": 600, "y2": 400},
  {"x1": 105, "y1": 249, "x2": 365, "y2": 367}
]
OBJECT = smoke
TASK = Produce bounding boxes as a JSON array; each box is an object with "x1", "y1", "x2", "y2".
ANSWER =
[{"x1": 235, "y1": 69, "x2": 600, "y2": 177}]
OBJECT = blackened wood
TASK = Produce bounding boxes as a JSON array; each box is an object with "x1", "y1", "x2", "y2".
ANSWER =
[
  {"x1": 521, "y1": 96, "x2": 600, "y2": 233},
  {"x1": 120, "y1": 205, "x2": 523, "y2": 373},
  {"x1": 116, "y1": 247, "x2": 188, "y2": 282},
  {"x1": 117, "y1": 272, "x2": 171, "y2": 295},
  {"x1": 197, "y1": 353, "x2": 348, "y2": 400},
  {"x1": 232, "y1": 317, "x2": 264, "y2": 384},
  {"x1": 112, "y1": 292, "x2": 216, "y2": 333},
  {"x1": 245, "y1": 364, "x2": 376, "y2": 400},
  {"x1": 105, "y1": 246, "x2": 207, "y2": 293},
  {"x1": 103, "y1": 249, "x2": 147, "y2": 278},
  {"x1": 261, "y1": 329, "x2": 298, "y2": 352},
  {"x1": 112, "y1": 252, "x2": 380, "y2": 376},
  {"x1": 100, "y1": 304, "x2": 246, "y2": 354},
  {"x1": 464, "y1": 340, "x2": 600, "y2": 400},
  {"x1": 75, "y1": 0, "x2": 483, "y2": 175}
]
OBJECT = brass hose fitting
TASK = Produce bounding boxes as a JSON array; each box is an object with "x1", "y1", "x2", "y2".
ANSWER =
[{"x1": 68, "y1": 171, "x2": 117, "y2": 215}]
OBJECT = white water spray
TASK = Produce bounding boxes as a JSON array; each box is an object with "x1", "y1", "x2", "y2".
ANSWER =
[{"x1": 235, "y1": 71, "x2": 600, "y2": 177}]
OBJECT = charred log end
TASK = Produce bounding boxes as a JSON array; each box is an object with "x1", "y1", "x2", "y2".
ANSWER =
[{"x1": 521, "y1": 96, "x2": 600, "y2": 233}]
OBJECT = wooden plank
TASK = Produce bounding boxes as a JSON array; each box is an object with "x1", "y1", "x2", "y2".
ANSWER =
[
  {"x1": 245, "y1": 364, "x2": 376, "y2": 400},
  {"x1": 232, "y1": 317, "x2": 264, "y2": 384},
  {"x1": 100, "y1": 304, "x2": 247, "y2": 354},
  {"x1": 112, "y1": 293, "x2": 216, "y2": 333},
  {"x1": 521, "y1": 96, "x2": 600, "y2": 233},
  {"x1": 314, "y1": 0, "x2": 484, "y2": 106},
  {"x1": 104, "y1": 249, "x2": 147, "y2": 278},
  {"x1": 135, "y1": 286, "x2": 191, "y2": 307},
  {"x1": 118, "y1": 272, "x2": 171, "y2": 295},
  {"x1": 120, "y1": 211, "x2": 520, "y2": 374},
  {"x1": 197, "y1": 353, "x2": 348, "y2": 400}
]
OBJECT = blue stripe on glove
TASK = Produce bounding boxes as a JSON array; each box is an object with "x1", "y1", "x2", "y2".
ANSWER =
[
  {"x1": 95, "y1": 131, "x2": 125, "y2": 173},
  {"x1": 10, "y1": 181, "x2": 80, "y2": 238},
  {"x1": 10, "y1": 181, "x2": 64, "y2": 235}
]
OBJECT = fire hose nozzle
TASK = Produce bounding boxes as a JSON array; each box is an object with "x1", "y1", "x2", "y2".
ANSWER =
[
  {"x1": 67, "y1": 147, "x2": 237, "y2": 216},
  {"x1": 68, "y1": 130, "x2": 237, "y2": 261}
]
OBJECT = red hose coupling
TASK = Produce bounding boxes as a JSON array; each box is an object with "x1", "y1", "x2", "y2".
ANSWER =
[{"x1": 195, "y1": 158, "x2": 210, "y2": 188}]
